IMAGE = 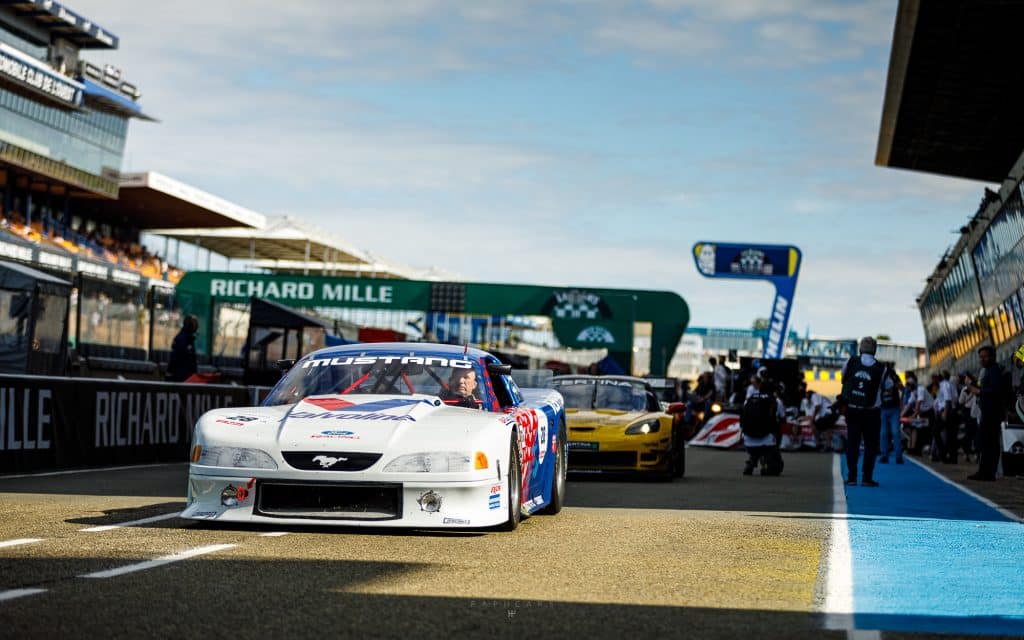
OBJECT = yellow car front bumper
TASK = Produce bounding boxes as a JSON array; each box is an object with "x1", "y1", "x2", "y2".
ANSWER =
[{"x1": 566, "y1": 428, "x2": 672, "y2": 473}]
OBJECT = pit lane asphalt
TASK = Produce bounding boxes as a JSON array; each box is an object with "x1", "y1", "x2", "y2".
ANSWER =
[{"x1": 0, "y1": 450, "x2": 866, "y2": 639}]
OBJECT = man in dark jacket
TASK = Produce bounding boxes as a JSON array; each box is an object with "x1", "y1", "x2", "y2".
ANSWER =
[
  {"x1": 841, "y1": 337, "x2": 887, "y2": 487},
  {"x1": 967, "y1": 345, "x2": 1010, "y2": 481},
  {"x1": 166, "y1": 315, "x2": 199, "y2": 382}
]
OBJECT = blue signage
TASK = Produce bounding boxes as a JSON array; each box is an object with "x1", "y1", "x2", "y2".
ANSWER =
[
  {"x1": 692, "y1": 242, "x2": 802, "y2": 359},
  {"x1": 0, "y1": 44, "x2": 83, "y2": 108}
]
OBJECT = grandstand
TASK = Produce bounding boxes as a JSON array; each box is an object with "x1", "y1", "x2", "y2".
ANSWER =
[
  {"x1": 0, "y1": 2, "x2": 430, "y2": 381},
  {"x1": 0, "y1": 1, "x2": 681, "y2": 383}
]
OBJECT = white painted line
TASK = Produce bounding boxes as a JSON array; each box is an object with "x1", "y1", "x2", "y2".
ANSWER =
[
  {"x1": 0, "y1": 463, "x2": 176, "y2": 481},
  {"x1": 80, "y1": 511, "x2": 182, "y2": 532},
  {"x1": 259, "y1": 532, "x2": 290, "y2": 537},
  {"x1": 906, "y1": 457, "x2": 1024, "y2": 524},
  {"x1": 821, "y1": 455, "x2": 882, "y2": 640},
  {"x1": 79, "y1": 544, "x2": 237, "y2": 579},
  {"x1": 824, "y1": 454, "x2": 854, "y2": 628},
  {"x1": 0, "y1": 538, "x2": 43, "y2": 549},
  {"x1": 0, "y1": 588, "x2": 46, "y2": 602}
]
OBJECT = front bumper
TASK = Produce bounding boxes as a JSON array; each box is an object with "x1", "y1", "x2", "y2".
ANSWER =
[
  {"x1": 566, "y1": 431, "x2": 673, "y2": 473},
  {"x1": 183, "y1": 467, "x2": 509, "y2": 528}
]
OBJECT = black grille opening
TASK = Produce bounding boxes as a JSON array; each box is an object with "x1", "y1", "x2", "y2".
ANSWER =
[
  {"x1": 255, "y1": 481, "x2": 401, "y2": 520},
  {"x1": 282, "y1": 452, "x2": 382, "y2": 471},
  {"x1": 568, "y1": 451, "x2": 638, "y2": 468}
]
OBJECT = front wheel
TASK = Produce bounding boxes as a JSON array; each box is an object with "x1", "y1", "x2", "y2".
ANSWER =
[
  {"x1": 498, "y1": 436, "x2": 522, "y2": 531},
  {"x1": 539, "y1": 423, "x2": 567, "y2": 515}
]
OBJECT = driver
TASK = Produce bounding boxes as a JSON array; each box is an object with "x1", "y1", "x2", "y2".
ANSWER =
[{"x1": 439, "y1": 367, "x2": 481, "y2": 409}]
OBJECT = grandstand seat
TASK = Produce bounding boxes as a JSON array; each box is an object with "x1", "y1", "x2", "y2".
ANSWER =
[
  {"x1": 85, "y1": 356, "x2": 158, "y2": 376},
  {"x1": 75, "y1": 341, "x2": 157, "y2": 378},
  {"x1": 78, "y1": 342, "x2": 148, "y2": 361},
  {"x1": 149, "y1": 348, "x2": 172, "y2": 364}
]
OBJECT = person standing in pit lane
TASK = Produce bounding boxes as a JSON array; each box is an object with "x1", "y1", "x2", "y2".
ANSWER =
[
  {"x1": 740, "y1": 373, "x2": 785, "y2": 476},
  {"x1": 1013, "y1": 345, "x2": 1024, "y2": 422},
  {"x1": 166, "y1": 314, "x2": 199, "y2": 383},
  {"x1": 904, "y1": 372, "x2": 935, "y2": 455},
  {"x1": 878, "y1": 367, "x2": 904, "y2": 464},
  {"x1": 965, "y1": 345, "x2": 1012, "y2": 481},
  {"x1": 841, "y1": 337, "x2": 888, "y2": 487},
  {"x1": 935, "y1": 370, "x2": 959, "y2": 463},
  {"x1": 957, "y1": 372, "x2": 982, "y2": 463},
  {"x1": 711, "y1": 356, "x2": 730, "y2": 403}
]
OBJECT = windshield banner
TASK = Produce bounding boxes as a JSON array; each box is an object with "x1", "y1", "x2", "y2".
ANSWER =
[{"x1": 692, "y1": 242, "x2": 802, "y2": 360}]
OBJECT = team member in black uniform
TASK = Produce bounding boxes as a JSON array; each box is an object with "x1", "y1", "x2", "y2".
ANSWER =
[
  {"x1": 965, "y1": 346, "x2": 1010, "y2": 481},
  {"x1": 841, "y1": 337, "x2": 887, "y2": 487}
]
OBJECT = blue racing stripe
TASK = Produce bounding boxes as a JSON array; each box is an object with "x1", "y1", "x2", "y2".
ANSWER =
[{"x1": 841, "y1": 456, "x2": 1024, "y2": 635}]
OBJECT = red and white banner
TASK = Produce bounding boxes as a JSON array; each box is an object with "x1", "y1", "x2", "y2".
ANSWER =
[{"x1": 689, "y1": 413, "x2": 743, "y2": 449}]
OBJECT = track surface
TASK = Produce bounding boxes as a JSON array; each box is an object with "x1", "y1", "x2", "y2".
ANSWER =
[{"x1": 0, "y1": 449, "x2": 1019, "y2": 639}]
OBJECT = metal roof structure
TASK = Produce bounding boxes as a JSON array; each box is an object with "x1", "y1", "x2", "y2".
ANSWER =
[
  {"x1": 74, "y1": 172, "x2": 267, "y2": 229},
  {"x1": 0, "y1": 0, "x2": 118, "y2": 48},
  {"x1": 148, "y1": 216, "x2": 414, "y2": 278},
  {"x1": 877, "y1": 0, "x2": 1024, "y2": 182}
]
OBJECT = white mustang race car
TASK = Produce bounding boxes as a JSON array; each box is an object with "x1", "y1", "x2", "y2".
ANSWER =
[{"x1": 183, "y1": 343, "x2": 566, "y2": 530}]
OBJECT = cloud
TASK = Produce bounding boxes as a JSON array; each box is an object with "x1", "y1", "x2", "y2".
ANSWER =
[
  {"x1": 601, "y1": 0, "x2": 895, "y2": 66},
  {"x1": 62, "y1": 0, "x2": 961, "y2": 347},
  {"x1": 593, "y1": 17, "x2": 722, "y2": 56}
]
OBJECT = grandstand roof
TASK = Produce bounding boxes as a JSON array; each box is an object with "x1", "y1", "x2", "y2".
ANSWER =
[
  {"x1": 877, "y1": 0, "x2": 1024, "y2": 182},
  {"x1": 243, "y1": 259, "x2": 414, "y2": 279},
  {"x1": 148, "y1": 216, "x2": 413, "y2": 277},
  {"x1": 0, "y1": 0, "x2": 118, "y2": 49},
  {"x1": 86, "y1": 172, "x2": 267, "y2": 229}
]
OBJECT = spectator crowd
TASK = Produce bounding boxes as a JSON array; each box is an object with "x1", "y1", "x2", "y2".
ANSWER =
[{"x1": 1, "y1": 211, "x2": 184, "y2": 282}]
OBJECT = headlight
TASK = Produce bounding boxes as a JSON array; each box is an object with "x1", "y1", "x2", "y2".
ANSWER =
[
  {"x1": 196, "y1": 446, "x2": 278, "y2": 469},
  {"x1": 384, "y1": 451, "x2": 473, "y2": 472},
  {"x1": 625, "y1": 420, "x2": 661, "y2": 435}
]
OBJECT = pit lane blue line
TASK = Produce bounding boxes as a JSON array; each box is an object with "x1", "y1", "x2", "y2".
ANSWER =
[{"x1": 839, "y1": 455, "x2": 1024, "y2": 635}]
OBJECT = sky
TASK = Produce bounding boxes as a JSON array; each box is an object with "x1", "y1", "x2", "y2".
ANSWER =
[{"x1": 72, "y1": 0, "x2": 987, "y2": 344}]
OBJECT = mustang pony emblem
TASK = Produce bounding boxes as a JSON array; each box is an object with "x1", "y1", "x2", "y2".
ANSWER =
[{"x1": 312, "y1": 455, "x2": 348, "y2": 468}]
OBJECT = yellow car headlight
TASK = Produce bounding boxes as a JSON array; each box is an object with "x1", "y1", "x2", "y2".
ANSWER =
[{"x1": 625, "y1": 420, "x2": 661, "y2": 435}]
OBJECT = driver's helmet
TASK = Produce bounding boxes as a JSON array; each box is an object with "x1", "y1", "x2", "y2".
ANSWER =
[{"x1": 1014, "y1": 344, "x2": 1024, "y2": 365}]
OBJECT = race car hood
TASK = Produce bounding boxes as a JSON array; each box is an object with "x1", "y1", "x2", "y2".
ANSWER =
[
  {"x1": 196, "y1": 394, "x2": 506, "y2": 455},
  {"x1": 565, "y1": 409, "x2": 661, "y2": 430},
  {"x1": 277, "y1": 394, "x2": 442, "y2": 452}
]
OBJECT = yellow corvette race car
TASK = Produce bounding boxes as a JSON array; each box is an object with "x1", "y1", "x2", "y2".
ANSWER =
[{"x1": 548, "y1": 375, "x2": 684, "y2": 479}]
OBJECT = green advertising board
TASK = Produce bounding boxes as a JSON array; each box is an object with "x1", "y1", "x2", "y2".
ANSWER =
[{"x1": 175, "y1": 272, "x2": 688, "y2": 375}]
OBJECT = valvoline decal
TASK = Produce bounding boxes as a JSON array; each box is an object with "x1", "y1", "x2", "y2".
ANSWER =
[{"x1": 303, "y1": 397, "x2": 428, "y2": 413}]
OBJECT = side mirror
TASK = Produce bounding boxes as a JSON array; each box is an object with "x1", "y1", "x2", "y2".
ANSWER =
[
  {"x1": 276, "y1": 359, "x2": 296, "y2": 372},
  {"x1": 666, "y1": 402, "x2": 686, "y2": 415},
  {"x1": 487, "y1": 363, "x2": 512, "y2": 377}
]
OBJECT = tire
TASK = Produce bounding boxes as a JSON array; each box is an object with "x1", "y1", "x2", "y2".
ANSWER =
[
  {"x1": 539, "y1": 422, "x2": 567, "y2": 515},
  {"x1": 672, "y1": 426, "x2": 687, "y2": 478},
  {"x1": 498, "y1": 435, "x2": 522, "y2": 531}
]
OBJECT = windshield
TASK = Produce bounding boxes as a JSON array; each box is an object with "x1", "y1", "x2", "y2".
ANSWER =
[
  {"x1": 550, "y1": 378, "x2": 649, "y2": 412},
  {"x1": 264, "y1": 352, "x2": 490, "y2": 410},
  {"x1": 552, "y1": 380, "x2": 595, "y2": 410}
]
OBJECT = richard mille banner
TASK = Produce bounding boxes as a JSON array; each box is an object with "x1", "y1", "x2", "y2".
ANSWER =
[
  {"x1": 692, "y1": 242, "x2": 802, "y2": 360},
  {"x1": 0, "y1": 375, "x2": 251, "y2": 473}
]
